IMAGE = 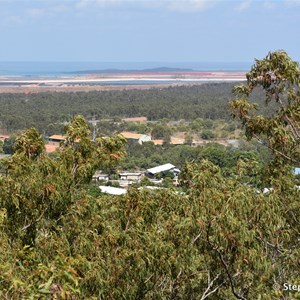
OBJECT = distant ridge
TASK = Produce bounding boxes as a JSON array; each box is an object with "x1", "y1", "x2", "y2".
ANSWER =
[{"x1": 68, "y1": 67, "x2": 196, "y2": 75}]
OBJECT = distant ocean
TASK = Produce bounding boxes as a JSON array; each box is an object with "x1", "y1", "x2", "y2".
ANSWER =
[{"x1": 0, "y1": 61, "x2": 251, "y2": 77}]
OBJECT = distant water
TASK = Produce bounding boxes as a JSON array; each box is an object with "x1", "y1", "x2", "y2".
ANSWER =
[{"x1": 0, "y1": 61, "x2": 251, "y2": 77}]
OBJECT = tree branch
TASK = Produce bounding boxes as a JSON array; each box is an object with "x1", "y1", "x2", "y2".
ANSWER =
[
  {"x1": 254, "y1": 134, "x2": 300, "y2": 164},
  {"x1": 277, "y1": 97, "x2": 300, "y2": 140},
  {"x1": 206, "y1": 225, "x2": 247, "y2": 300},
  {"x1": 192, "y1": 231, "x2": 202, "y2": 244},
  {"x1": 21, "y1": 208, "x2": 47, "y2": 231},
  {"x1": 200, "y1": 272, "x2": 223, "y2": 300}
]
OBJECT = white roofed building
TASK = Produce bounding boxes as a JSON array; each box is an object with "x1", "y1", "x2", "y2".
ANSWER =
[
  {"x1": 147, "y1": 163, "x2": 176, "y2": 175},
  {"x1": 146, "y1": 163, "x2": 180, "y2": 178},
  {"x1": 99, "y1": 186, "x2": 127, "y2": 195}
]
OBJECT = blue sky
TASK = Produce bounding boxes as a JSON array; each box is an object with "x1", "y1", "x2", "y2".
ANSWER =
[{"x1": 0, "y1": 0, "x2": 299, "y2": 63}]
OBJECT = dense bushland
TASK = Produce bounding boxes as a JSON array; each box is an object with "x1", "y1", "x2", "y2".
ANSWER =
[{"x1": 0, "y1": 82, "x2": 275, "y2": 135}]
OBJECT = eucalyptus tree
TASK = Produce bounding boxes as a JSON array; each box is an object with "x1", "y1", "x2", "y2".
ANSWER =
[
  {"x1": 230, "y1": 51, "x2": 300, "y2": 173},
  {"x1": 0, "y1": 115, "x2": 126, "y2": 243}
]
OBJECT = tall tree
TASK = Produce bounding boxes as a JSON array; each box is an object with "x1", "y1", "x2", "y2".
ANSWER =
[
  {"x1": 0, "y1": 115, "x2": 126, "y2": 246},
  {"x1": 230, "y1": 50, "x2": 300, "y2": 167}
]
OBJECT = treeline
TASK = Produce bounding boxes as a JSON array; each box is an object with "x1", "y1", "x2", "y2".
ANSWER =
[{"x1": 0, "y1": 83, "x2": 273, "y2": 134}]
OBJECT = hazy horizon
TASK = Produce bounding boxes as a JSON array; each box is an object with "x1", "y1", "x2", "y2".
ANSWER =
[{"x1": 0, "y1": 61, "x2": 252, "y2": 76}]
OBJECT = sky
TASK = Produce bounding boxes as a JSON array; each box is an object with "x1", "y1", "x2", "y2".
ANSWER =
[{"x1": 0, "y1": 0, "x2": 299, "y2": 63}]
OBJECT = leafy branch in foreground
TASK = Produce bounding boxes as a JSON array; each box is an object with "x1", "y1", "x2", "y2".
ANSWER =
[
  {"x1": 0, "y1": 115, "x2": 126, "y2": 247},
  {"x1": 230, "y1": 51, "x2": 300, "y2": 167}
]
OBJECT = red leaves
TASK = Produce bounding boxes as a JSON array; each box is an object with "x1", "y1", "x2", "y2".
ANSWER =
[{"x1": 110, "y1": 153, "x2": 120, "y2": 159}]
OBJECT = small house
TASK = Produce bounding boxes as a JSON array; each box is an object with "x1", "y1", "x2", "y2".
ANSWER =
[
  {"x1": 120, "y1": 132, "x2": 151, "y2": 145},
  {"x1": 93, "y1": 171, "x2": 109, "y2": 182},
  {"x1": 119, "y1": 172, "x2": 143, "y2": 181},
  {"x1": 48, "y1": 135, "x2": 67, "y2": 146}
]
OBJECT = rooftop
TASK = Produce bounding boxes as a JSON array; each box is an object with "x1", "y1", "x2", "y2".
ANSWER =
[
  {"x1": 99, "y1": 186, "x2": 127, "y2": 195},
  {"x1": 122, "y1": 116, "x2": 147, "y2": 122},
  {"x1": 170, "y1": 137, "x2": 185, "y2": 145},
  {"x1": 0, "y1": 134, "x2": 10, "y2": 140},
  {"x1": 48, "y1": 135, "x2": 67, "y2": 141},
  {"x1": 120, "y1": 131, "x2": 144, "y2": 139},
  {"x1": 147, "y1": 163, "x2": 176, "y2": 174},
  {"x1": 119, "y1": 172, "x2": 142, "y2": 176},
  {"x1": 45, "y1": 144, "x2": 59, "y2": 153},
  {"x1": 93, "y1": 171, "x2": 109, "y2": 176},
  {"x1": 152, "y1": 139, "x2": 164, "y2": 145}
]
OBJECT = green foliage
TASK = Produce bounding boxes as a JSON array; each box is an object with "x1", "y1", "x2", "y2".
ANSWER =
[
  {"x1": 231, "y1": 50, "x2": 300, "y2": 169},
  {"x1": 184, "y1": 132, "x2": 193, "y2": 145},
  {"x1": 202, "y1": 118, "x2": 214, "y2": 129},
  {"x1": 83, "y1": 183, "x2": 103, "y2": 198},
  {"x1": 126, "y1": 122, "x2": 150, "y2": 134},
  {"x1": 162, "y1": 177, "x2": 174, "y2": 188},
  {"x1": 0, "y1": 52, "x2": 300, "y2": 299},
  {"x1": 14, "y1": 128, "x2": 45, "y2": 159},
  {"x1": 3, "y1": 136, "x2": 16, "y2": 154},
  {"x1": 191, "y1": 117, "x2": 204, "y2": 131},
  {"x1": 2, "y1": 156, "x2": 296, "y2": 298},
  {"x1": 201, "y1": 129, "x2": 215, "y2": 140},
  {"x1": 0, "y1": 115, "x2": 126, "y2": 245},
  {"x1": 151, "y1": 124, "x2": 172, "y2": 141},
  {"x1": 179, "y1": 160, "x2": 300, "y2": 299},
  {"x1": 0, "y1": 83, "x2": 275, "y2": 135},
  {"x1": 122, "y1": 140, "x2": 263, "y2": 178}
]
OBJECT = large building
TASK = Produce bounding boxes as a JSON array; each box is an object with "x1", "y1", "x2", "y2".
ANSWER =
[{"x1": 147, "y1": 163, "x2": 180, "y2": 177}]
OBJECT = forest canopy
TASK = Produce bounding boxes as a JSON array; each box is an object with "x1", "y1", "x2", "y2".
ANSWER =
[{"x1": 0, "y1": 82, "x2": 275, "y2": 135}]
